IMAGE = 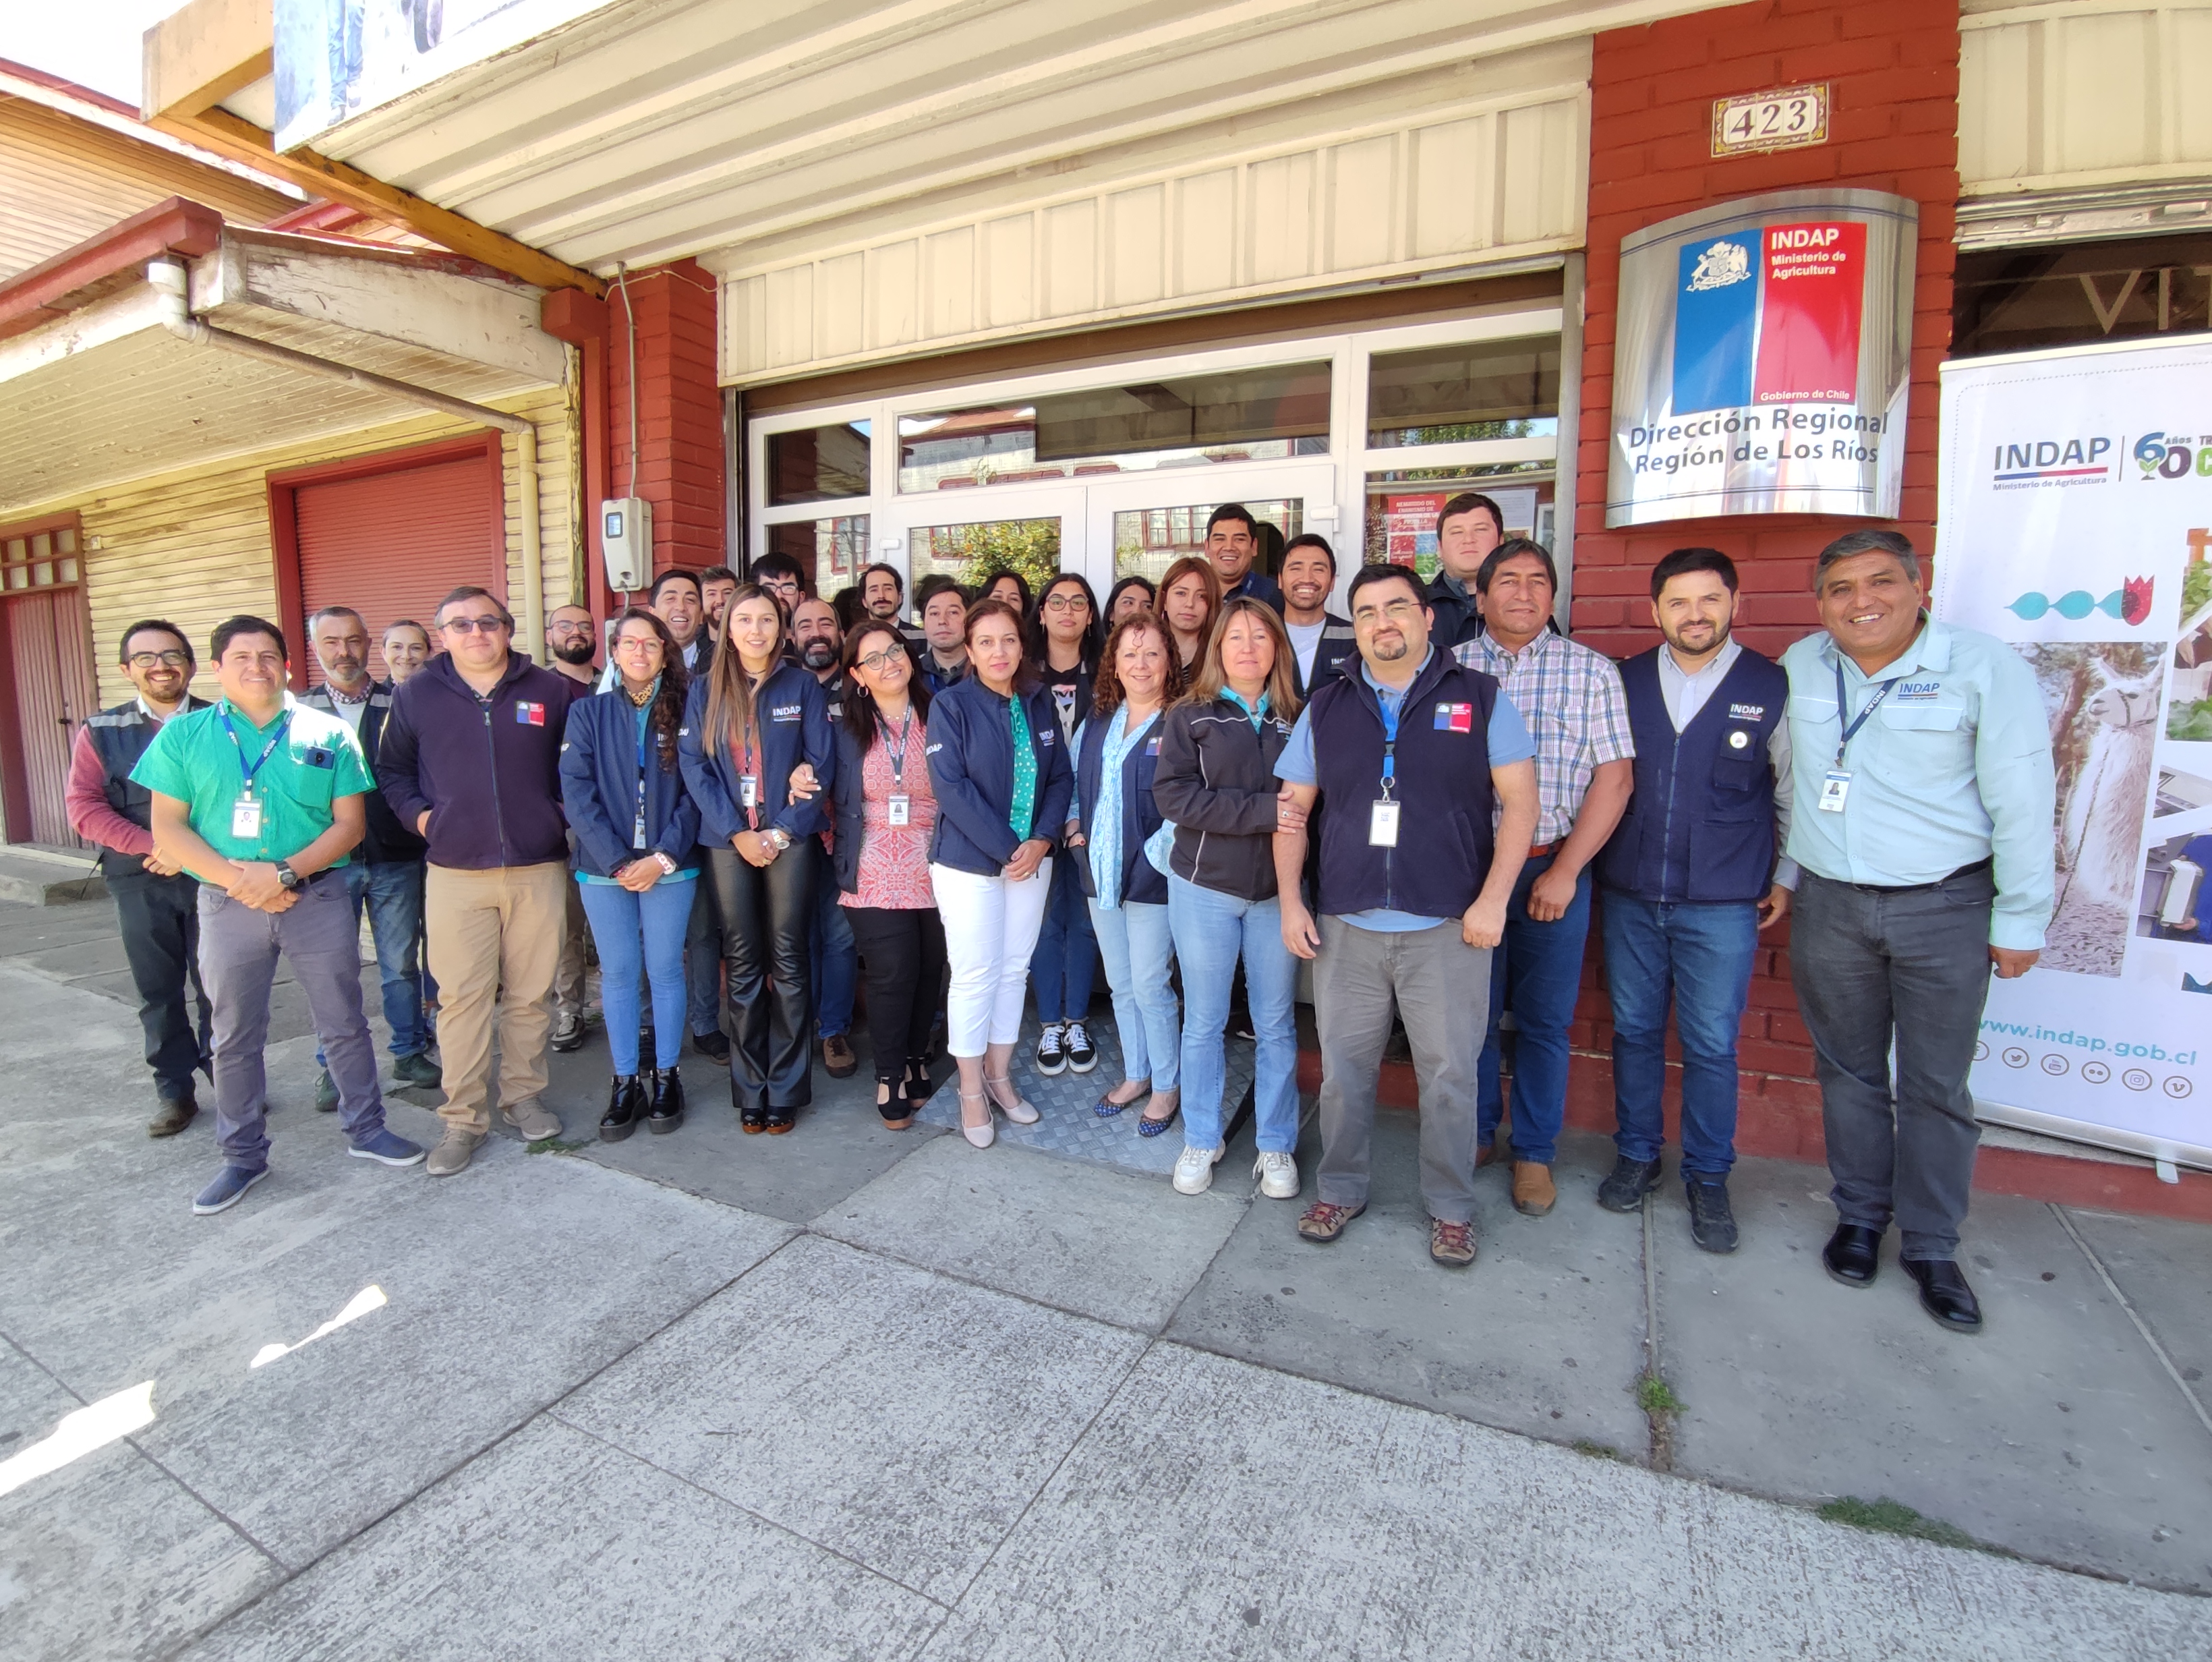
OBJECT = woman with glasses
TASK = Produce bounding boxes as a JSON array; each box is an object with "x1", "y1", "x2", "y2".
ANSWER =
[
  {"x1": 679, "y1": 585, "x2": 835, "y2": 1133},
  {"x1": 1152, "y1": 596, "x2": 1304, "y2": 1198},
  {"x1": 925, "y1": 599, "x2": 1074, "y2": 1147},
  {"x1": 830, "y1": 622, "x2": 946, "y2": 1128},
  {"x1": 1157, "y1": 555, "x2": 1221, "y2": 674},
  {"x1": 1025, "y1": 572, "x2": 1105, "y2": 1077},
  {"x1": 560, "y1": 609, "x2": 699, "y2": 1141},
  {"x1": 1105, "y1": 575, "x2": 1156, "y2": 625},
  {"x1": 1068, "y1": 611, "x2": 1186, "y2": 1135}
]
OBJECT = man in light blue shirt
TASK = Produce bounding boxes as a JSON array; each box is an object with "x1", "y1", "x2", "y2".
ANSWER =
[{"x1": 1779, "y1": 529, "x2": 2056, "y2": 1335}]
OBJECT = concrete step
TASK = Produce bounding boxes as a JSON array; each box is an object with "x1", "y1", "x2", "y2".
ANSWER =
[{"x1": 0, "y1": 846, "x2": 108, "y2": 905}]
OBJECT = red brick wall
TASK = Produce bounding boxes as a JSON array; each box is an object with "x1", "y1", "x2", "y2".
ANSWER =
[
  {"x1": 1560, "y1": 0, "x2": 1962, "y2": 1151},
  {"x1": 606, "y1": 260, "x2": 726, "y2": 587}
]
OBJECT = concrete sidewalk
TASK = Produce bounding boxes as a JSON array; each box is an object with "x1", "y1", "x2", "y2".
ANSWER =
[{"x1": 1, "y1": 899, "x2": 2207, "y2": 1657}]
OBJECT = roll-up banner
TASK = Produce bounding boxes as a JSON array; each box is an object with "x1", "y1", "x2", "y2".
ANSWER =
[
  {"x1": 1608, "y1": 187, "x2": 1917, "y2": 527},
  {"x1": 1933, "y1": 336, "x2": 2212, "y2": 1171}
]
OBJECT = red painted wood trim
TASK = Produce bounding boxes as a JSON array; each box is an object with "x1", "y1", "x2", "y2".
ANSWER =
[
  {"x1": 0, "y1": 511, "x2": 86, "y2": 838},
  {"x1": 0, "y1": 196, "x2": 225, "y2": 340}
]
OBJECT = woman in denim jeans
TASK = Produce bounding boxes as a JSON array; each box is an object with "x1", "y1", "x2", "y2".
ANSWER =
[{"x1": 1151, "y1": 597, "x2": 1304, "y2": 1199}]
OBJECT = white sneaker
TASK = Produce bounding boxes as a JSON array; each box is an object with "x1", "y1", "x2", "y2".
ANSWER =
[
  {"x1": 1254, "y1": 1149, "x2": 1300, "y2": 1200},
  {"x1": 1172, "y1": 1145, "x2": 1223, "y2": 1195}
]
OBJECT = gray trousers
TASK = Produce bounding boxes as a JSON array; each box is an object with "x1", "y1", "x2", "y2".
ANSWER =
[
  {"x1": 1789, "y1": 867, "x2": 1996, "y2": 1261},
  {"x1": 1314, "y1": 915, "x2": 1492, "y2": 1224},
  {"x1": 198, "y1": 872, "x2": 386, "y2": 1170}
]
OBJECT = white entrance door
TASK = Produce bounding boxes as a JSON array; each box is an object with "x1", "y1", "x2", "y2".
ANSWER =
[{"x1": 1079, "y1": 463, "x2": 1339, "y2": 598}]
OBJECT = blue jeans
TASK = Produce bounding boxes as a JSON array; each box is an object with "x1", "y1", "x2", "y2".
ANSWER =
[
  {"x1": 577, "y1": 878, "x2": 695, "y2": 1075},
  {"x1": 1030, "y1": 853, "x2": 1098, "y2": 1023},
  {"x1": 811, "y1": 847, "x2": 857, "y2": 1039},
  {"x1": 1477, "y1": 852, "x2": 1592, "y2": 1167},
  {"x1": 318, "y1": 859, "x2": 428, "y2": 1068},
  {"x1": 1600, "y1": 894, "x2": 1757, "y2": 1177},
  {"x1": 1167, "y1": 873, "x2": 1298, "y2": 1153},
  {"x1": 1088, "y1": 898, "x2": 1179, "y2": 1089},
  {"x1": 685, "y1": 876, "x2": 721, "y2": 1037}
]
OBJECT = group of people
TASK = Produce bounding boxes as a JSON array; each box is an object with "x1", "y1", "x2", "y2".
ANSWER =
[{"x1": 68, "y1": 492, "x2": 2055, "y2": 1336}]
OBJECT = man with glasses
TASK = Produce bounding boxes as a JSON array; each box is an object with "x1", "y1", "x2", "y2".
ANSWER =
[
  {"x1": 67, "y1": 621, "x2": 213, "y2": 1135},
  {"x1": 378, "y1": 586, "x2": 581, "y2": 1176},
  {"x1": 751, "y1": 552, "x2": 810, "y2": 619},
  {"x1": 1204, "y1": 503, "x2": 1283, "y2": 611},
  {"x1": 300, "y1": 606, "x2": 439, "y2": 1108},
  {"x1": 1274, "y1": 565, "x2": 1540, "y2": 1265},
  {"x1": 1424, "y1": 493, "x2": 1506, "y2": 651},
  {"x1": 544, "y1": 603, "x2": 599, "y2": 1054},
  {"x1": 134, "y1": 615, "x2": 426, "y2": 1213}
]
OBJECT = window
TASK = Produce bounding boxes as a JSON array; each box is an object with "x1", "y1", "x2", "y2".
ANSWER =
[
  {"x1": 2, "y1": 520, "x2": 83, "y2": 592},
  {"x1": 1367, "y1": 338, "x2": 1559, "y2": 448},
  {"x1": 1952, "y1": 235, "x2": 2212, "y2": 358},
  {"x1": 766, "y1": 421, "x2": 871, "y2": 504},
  {"x1": 767, "y1": 515, "x2": 871, "y2": 595},
  {"x1": 1112, "y1": 498, "x2": 1305, "y2": 584}
]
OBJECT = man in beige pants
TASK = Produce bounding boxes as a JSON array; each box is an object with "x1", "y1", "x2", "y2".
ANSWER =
[{"x1": 376, "y1": 585, "x2": 583, "y2": 1175}]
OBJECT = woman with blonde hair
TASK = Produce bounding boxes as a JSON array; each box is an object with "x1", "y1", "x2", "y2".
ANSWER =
[
  {"x1": 1151, "y1": 596, "x2": 1303, "y2": 1197},
  {"x1": 678, "y1": 583, "x2": 834, "y2": 1133},
  {"x1": 1156, "y1": 554, "x2": 1222, "y2": 674}
]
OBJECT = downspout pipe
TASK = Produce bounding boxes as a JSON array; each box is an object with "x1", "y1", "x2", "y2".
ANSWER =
[{"x1": 149, "y1": 257, "x2": 546, "y2": 656}]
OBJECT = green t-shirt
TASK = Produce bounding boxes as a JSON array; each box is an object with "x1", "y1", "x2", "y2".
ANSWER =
[{"x1": 131, "y1": 695, "x2": 374, "y2": 866}]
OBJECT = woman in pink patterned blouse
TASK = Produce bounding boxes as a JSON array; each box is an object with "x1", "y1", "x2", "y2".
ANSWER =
[{"x1": 828, "y1": 622, "x2": 946, "y2": 1128}]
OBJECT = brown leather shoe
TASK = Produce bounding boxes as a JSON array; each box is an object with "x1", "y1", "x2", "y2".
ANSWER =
[
  {"x1": 823, "y1": 1034, "x2": 858, "y2": 1078},
  {"x1": 148, "y1": 1096, "x2": 197, "y2": 1138},
  {"x1": 1296, "y1": 1200, "x2": 1365, "y2": 1242},
  {"x1": 1511, "y1": 1161, "x2": 1556, "y2": 1216},
  {"x1": 1476, "y1": 1140, "x2": 1500, "y2": 1170},
  {"x1": 1430, "y1": 1217, "x2": 1478, "y2": 1266}
]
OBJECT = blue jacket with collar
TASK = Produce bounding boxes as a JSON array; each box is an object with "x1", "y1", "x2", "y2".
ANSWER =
[
  {"x1": 1072, "y1": 704, "x2": 1168, "y2": 906},
  {"x1": 678, "y1": 663, "x2": 834, "y2": 847},
  {"x1": 923, "y1": 675, "x2": 1075, "y2": 876},
  {"x1": 559, "y1": 688, "x2": 702, "y2": 878},
  {"x1": 376, "y1": 654, "x2": 579, "y2": 869}
]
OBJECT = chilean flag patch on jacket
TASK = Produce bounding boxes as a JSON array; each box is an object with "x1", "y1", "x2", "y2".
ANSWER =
[
  {"x1": 1434, "y1": 701, "x2": 1474, "y2": 733},
  {"x1": 517, "y1": 702, "x2": 546, "y2": 726}
]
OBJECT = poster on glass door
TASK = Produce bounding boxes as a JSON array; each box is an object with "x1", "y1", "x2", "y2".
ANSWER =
[{"x1": 1932, "y1": 335, "x2": 2212, "y2": 1167}]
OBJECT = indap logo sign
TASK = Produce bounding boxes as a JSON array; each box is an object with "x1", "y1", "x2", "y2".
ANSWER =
[
  {"x1": 1770, "y1": 225, "x2": 1844, "y2": 249},
  {"x1": 2134, "y1": 432, "x2": 2212, "y2": 479},
  {"x1": 1991, "y1": 436, "x2": 2113, "y2": 484}
]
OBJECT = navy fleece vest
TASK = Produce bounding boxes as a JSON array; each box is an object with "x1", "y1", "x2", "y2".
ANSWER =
[
  {"x1": 1310, "y1": 652, "x2": 1498, "y2": 919},
  {"x1": 1596, "y1": 646, "x2": 1785, "y2": 904},
  {"x1": 85, "y1": 697, "x2": 206, "y2": 873}
]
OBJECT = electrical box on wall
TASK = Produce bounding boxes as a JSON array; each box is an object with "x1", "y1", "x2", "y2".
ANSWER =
[{"x1": 602, "y1": 497, "x2": 652, "y2": 590}]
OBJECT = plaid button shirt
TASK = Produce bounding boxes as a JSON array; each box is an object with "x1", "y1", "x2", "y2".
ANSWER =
[{"x1": 1453, "y1": 629, "x2": 1634, "y2": 844}]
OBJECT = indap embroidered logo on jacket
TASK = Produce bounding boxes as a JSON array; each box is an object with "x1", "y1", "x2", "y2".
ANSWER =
[
  {"x1": 769, "y1": 703, "x2": 803, "y2": 722},
  {"x1": 1728, "y1": 702, "x2": 1766, "y2": 720},
  {"x1": 515, "y1": 702, "x2": 546, "y2": 726}
]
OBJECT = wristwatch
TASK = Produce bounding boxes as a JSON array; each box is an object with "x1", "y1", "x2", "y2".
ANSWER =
[
  {"x1": 766, "y1": 828, "x2": 793, "y2": 852},
  {"x1": 275, "y1": 859, "x2": 301, "y2": 890}
]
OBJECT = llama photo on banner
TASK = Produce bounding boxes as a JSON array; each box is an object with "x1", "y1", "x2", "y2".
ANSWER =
[{"x1": 1934, "y1": 335, "x2": 2211, "y2": 1169}]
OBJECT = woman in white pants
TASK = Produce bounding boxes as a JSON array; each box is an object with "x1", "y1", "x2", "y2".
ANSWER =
[{"x1": 925, "y1": 598, "x2": 1076, "y2": 1146}]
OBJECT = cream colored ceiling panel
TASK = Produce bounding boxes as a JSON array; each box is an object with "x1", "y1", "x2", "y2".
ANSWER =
[
  {"x1": 2057, "y1": 11, "x2": 2157, "y2": 174},
  {"x1": 1958, "y1": 19, "x2": 2035, "y2": 185},
  {"x1": 1247, "y1": 152, "x2": 1316, "y2": 287},
  {"x1": 867, "y1": 241, "x2": 921, "y2": 352},
  {"x1": 1175, "y1": 171, "x2": 1239, "y2": 296},
  {"x1": 763, "y1": 264, "x2": 813, "y2": 372},
  {"x1": 926, "y1": 227, "x2": 978, "y2": 339},
  {"x1": 1106, "y1": 185, "x2": 1167, "y2": 310},
  {"x1": 2182, "y1": 10, "x2": 2212, "y2": 157},
  {"x1": 1500, "y1": 100, "x2": 1580, "y2": 247},
  {"x1": 1410, "y1": 115, "x2": 1492, "y2": 258},
  {"x1": 1329, "y1": 136, "x2": 1398, "y2": 273},
  {"x1": 1043, "y1": 200, "x2": 1099, "y2": 318},
  {"x1": 725, "y1": 274, "x2": 768, "y2": 377},
  {"x1": 819, "y1": 254, "x2": 867, "y2": 360},
  {"x1": 983, "y1": 214, "x2": 1037, "y2": 328}
]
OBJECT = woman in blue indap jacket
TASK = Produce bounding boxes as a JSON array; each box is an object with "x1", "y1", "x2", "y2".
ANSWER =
[
  {"x1": 678, "y1": 584, "x2": 834, "y2": 1134},
  {"x1": 560, "y1": 608, "x2": 701, "y2": 1143},
  {"x1": 1068, "y1": 608, "x2": 1186, "y2": 1135},
  {"x1": 925, "y1": 596, "x2": 1074, "y2": 1147}
]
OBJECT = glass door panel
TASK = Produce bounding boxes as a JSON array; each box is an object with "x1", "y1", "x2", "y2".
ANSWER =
[
  {"x1": 1082, "y1": 464, "x2": 1337, "y2": 600},
  {"x1": 875, "y1": 485, "x2": 1078, "y2": 606}
]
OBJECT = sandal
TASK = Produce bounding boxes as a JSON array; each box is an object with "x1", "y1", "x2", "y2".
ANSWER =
[
  {"x1": 902, "y1": 1058, "x2": 933, "y2": 1114},
  {"x1": 958, "y1": 1086, "x2": 995, "y2": 1149},
  {"x1": 983, "y1": 1072, "x2": 1039, "y2": 1126},
  {"x1": 877, "y1": 1078, "x2": 914, "y2": 1131}
]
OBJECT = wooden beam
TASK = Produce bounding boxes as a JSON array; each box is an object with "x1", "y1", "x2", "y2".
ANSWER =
[{"x1": 150, "y1": 107, "x2": 607, "y2": 299}]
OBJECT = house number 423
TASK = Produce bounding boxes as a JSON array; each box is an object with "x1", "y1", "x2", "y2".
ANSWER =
[{"x1": 1711, "y1": 84, "x2": 1830, "y2": 157}]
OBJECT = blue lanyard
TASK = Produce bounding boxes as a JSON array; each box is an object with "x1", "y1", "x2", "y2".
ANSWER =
[
  {"x1": 220, "y1": 706, "x2": 290, "y2": 793},
  {"x1": 1378, "y1": 693, "x2": 1399, "y2": 796},
  {"x1": 1831, "y1": 658, "x2": 1900, "y2": 768},
  {"x1": 633, "y1": 682, "x2": 658, "y2": 847},
  {"x1": 881, "y1": 707, "x2": 913, "y2": 786}
]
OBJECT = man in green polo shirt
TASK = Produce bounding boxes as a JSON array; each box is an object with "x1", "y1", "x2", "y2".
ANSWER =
[{"x1": 134, "y1": 614, "x2": 426, "y2": 1214}]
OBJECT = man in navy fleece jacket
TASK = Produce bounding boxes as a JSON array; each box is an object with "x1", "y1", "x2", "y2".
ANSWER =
[{"x1": 376, "y1": 585, "x2": 580, "y2": 1176}]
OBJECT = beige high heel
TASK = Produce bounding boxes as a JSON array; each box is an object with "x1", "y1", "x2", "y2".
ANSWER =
[
  {"x1": 983, "y1": 1073, "x2": 1039, "y2": 1125},
  {"x1": 958, "y1": 1087, "x2": 996, "y2": 1148}
]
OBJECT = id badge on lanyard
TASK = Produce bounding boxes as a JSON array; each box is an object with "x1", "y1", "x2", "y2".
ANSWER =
[
  {"x1": 221, "y1": 706, "x2": 288, "y2": 844},
  {"x1": 232, "y1": 795, "x2": 263, "y2": 838},
  {"x1": 1370, "y1": 695, "x2": 1401, "y2": 847},
  {"x1": 884, "y1": 708, "x2": 913, "y2": 826},
  {"x1": 1822, "y1": 660, "x2": 1900, "y2": 814}
]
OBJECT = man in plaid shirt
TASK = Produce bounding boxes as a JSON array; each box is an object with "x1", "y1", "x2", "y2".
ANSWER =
[{"x1": 1454, "y1": 538, "x2": 1635, "y2": 1217}]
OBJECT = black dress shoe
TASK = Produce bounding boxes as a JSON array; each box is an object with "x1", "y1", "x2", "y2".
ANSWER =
[
  {"x1": 647, "y1": 1066, "x2": 685, "y2": 1135},
  {"x1": 1904, "y1": 1257, "x2": 1984, "y2": 1333},
  {"x1": 693, "y1": 1027, "x2": 730, "y2": 1064},
  {"x1": 1822, "y1": 1222, "x2": 1883, "y2": 1288},
  {"x1": 1596, "y1": 1155, "x2": 1662, "y2": 1213},
  {"x1": 1685, "y1": 1178, "x2": 1739, "y2": 1254},
  {"x1": 599, "y1": 1074, "x2": 645, "y2": 1143}
]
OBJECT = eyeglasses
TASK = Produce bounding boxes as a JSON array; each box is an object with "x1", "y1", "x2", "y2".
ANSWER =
[
  {"x1": 549, "y1": 620, "x2": 594, "y2": 636},
  {"x1": 1042, "y1": 594, "x2": 1090, "y2": 613},
  {"x1": 440, "y1": 616, "x2": 508, "y2": 635},
  {"x1": 856, "y1": 648, "x2": 908, "y2": 672},
  {"x1": 127, "y1": 650, "x2": 191, "y2": 669},
  {"x1": 1351, "y1": 598, "x2": 1423, "y2": 625}
]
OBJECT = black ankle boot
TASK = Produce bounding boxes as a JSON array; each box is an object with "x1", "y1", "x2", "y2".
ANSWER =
[
  {"x1": 647, "y1": 1066, "x2": 686, "y2": 1134},
  {"x1": 600, "y1": 1074, "x2": 645, "y2": 1143}
]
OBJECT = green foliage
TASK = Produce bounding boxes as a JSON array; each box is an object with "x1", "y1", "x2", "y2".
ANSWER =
[
  {"x1": 933, "y1": 518, "x2": 1061, "y2": 599},
  {"x1": 1817, "y1": 1497, "x2": 2008, "y2": 1555},
  {"x1": 1571, "y1": 1439, "x2": 1630, "y2": 1462},
  {"x1": 2171, "y1": 699, "x2": 2212, "y2": 743},
  {"x1": 525, "y1": 1137, "x2": 589, "y2": 1155},
  {"x1": 1635, "y1": 1374, "x2": 1685, "y2": 1416},
  {"x1": 2184, "y1": 559, "x2": 2212, "y2": 623}
]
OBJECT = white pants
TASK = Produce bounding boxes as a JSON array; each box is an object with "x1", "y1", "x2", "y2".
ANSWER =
[{"x1": 932, "y1": 859, "x2": 1053, "y2": 1056}]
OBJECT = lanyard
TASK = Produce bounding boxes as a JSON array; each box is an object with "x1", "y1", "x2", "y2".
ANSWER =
[
  {"x1": 881, "y1": 707, "x2": 913, "y2": 786},
  {"x1": 633, "y1": 686, "x2": 658, "y2": 848},
  {"x1": 1378, "y1": 692, "x2": 1399, "y2": 798},
  {"x1": 220, "y1": 706, "x2": 291, "y2": 792},
  {"x1": 1831, "y1": 658, "x2": 1900, "y2": 768}
]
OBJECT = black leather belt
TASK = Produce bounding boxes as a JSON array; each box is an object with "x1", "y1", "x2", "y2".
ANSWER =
[{"x1": 1837, "y1": 856, "x2": 1993, "y2": 896}]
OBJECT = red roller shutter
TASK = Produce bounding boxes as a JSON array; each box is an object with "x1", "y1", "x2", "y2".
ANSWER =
[{"x1": 295, "y1": 455, "x2": 500, "y2": 683}]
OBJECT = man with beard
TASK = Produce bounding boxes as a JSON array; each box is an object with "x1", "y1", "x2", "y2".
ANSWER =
[
  {"x1": 699, "y1": 566, "x2": 738, "y2": 646},
  {"x1": 300, "y1": 606, "x2": 440, "y2": 1102},
  {"x1": 67, "y1": 620, "x2": 214, "y2": 1135},
  {"x1": 1279, "y1": 534, "x2": 1357, "y2": 697},
  {"x1": 1592, "y1": 550, "x2": 1792, "y2": 1254},
  {"x1": 545, "y1": 604, "x2": 598, "y2": 1053},
  {"x1": 859, "y1": 561, "x2": 927, "y2": 652},
  {"x1": 792, "y1": 595, "x2": 859, "y2": 1077}
]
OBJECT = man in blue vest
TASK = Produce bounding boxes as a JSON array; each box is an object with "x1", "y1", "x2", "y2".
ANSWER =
[
  {"x1": 1594, "y1": 549, "x2": 1793, "y2": 1253},
  {"x1": 1273, "y1": 564, "x2": 1540, "y2": 1266},
  {"x1": 1280, "y1": 534, "x2": 1358, "y2": 697},
  {"x1": 65, "y1": 619, "x2": 212, "y2": 1135}
]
